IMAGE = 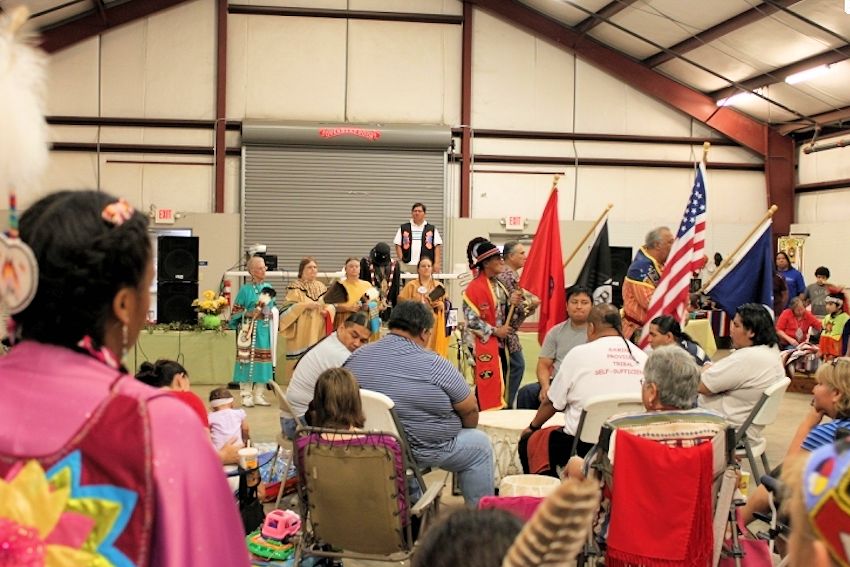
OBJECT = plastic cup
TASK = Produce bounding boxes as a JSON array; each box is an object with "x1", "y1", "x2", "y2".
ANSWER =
[{"x1": 238, "y1": 446, "x2": 259, "y2": 469}]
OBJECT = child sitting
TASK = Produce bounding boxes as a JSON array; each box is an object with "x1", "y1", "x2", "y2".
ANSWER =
[
  {"x1": 209, "y1": 387, "x2": 251, "y2": 450},
  {"x1": 819, "y1": 293, "x2": 850, "y2": 361},
  {"x1": 307, "y1": 368, "x2": 365, "y2": 431}
]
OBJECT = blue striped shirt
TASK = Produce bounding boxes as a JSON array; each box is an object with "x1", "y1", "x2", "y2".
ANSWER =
[
  {"x1": 344, "y1": 333, "x2": 471, "y2": 462},
  {"x1": 802, "y1": 419, "x2": 850, "y2": 452}
]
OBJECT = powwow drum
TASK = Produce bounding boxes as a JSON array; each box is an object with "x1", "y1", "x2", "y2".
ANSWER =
[{"x1": 477, "y1": 409, "x2": 565, "y2": 486}]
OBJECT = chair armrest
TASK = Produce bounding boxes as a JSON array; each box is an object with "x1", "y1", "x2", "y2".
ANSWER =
[{"x1": 411, "y1": 472, "x2": 449, "y2": 516}]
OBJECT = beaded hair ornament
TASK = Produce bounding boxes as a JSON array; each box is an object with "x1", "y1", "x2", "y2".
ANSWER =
[
  {"x1": 803, "y1": 434, "x2": 850, "y2": 567},
  {"x1": 0, "y1": 7, "x2": 46, "y2": 342}
]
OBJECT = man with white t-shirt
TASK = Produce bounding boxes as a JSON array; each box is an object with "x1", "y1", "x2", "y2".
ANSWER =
[
  {"x1": 519, "y1": 303, "x2": 647, "y2": 476},
  {"x1": 394, "y1": 202, "x2": 443, "y2": 272},
  {"x1": 281, "y1": 312, "x2": 370, "y2": 439}
]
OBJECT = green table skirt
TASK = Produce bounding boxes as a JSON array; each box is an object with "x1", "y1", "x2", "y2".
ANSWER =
[
  {"x1": 128, "y1": 330, "x2": 542, "y2": 386},
  {"x1": 128, "y1": 330, "x2": 284, "y2": 385}
]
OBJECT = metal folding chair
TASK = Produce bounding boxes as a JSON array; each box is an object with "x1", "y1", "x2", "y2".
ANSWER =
[{"x1": 293, "y1": 428, "x2": 443, "y2": 563}]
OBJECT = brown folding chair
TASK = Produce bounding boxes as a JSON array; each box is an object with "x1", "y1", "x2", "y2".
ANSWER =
[{"x1": 293, "y1": 428, "x2": 444, "y2": 563}]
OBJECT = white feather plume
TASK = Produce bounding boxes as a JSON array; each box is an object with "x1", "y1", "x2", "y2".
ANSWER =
[{"x1": 0, "y1": 7, "x2": 48, "y2": 191}]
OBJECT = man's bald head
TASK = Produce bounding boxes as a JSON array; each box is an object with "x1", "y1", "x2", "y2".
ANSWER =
[{"x1": 587, "y1": 303, "x2": 622, "y2": 340}]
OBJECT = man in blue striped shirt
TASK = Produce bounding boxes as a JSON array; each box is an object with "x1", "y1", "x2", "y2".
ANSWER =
[{"x1": 345, "y1": 301, "x2": 494, "y2": 507}]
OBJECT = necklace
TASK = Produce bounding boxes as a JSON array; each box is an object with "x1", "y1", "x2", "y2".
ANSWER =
[{"x1": 368, "y1": 260, "x2": 397, "y2": 298}]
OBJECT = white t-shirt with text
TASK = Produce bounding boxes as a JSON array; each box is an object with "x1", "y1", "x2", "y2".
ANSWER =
[{"x1": 547, "y1": 335, "x2": 647, "y2": 435}]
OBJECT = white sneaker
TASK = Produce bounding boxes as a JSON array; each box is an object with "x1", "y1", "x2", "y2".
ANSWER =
[
  {"x1": 253, "y1": 392, "x2": 271, "y2": 406},
  {"x1": 241, "y1": 394, "x2": 255, "y2": 408}
]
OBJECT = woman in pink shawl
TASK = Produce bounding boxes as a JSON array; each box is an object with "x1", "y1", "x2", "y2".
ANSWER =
[{"x1": 0, "y1": 191, "x2": 249, "y2": 566}]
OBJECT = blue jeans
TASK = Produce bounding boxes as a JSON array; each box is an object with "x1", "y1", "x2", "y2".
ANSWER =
[
  {"x1": 507, "y1": 349, "x2": 525, "y2": 408},
  {"x1": 417, "y1": 428, "x2": 494, "y2": 508},
  {"x1": 280, "y1": 415, "x2": 306, "y2": 440},
  {"x1": 516, "y1": 382, "x2": 542, "y2": 410}
]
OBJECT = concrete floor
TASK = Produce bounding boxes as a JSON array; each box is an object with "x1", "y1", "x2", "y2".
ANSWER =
[{"x1": 190, "y1": 351, "x2": 814, "y2": 567}]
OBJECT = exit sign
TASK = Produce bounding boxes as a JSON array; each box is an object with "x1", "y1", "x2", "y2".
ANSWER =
[
  {"x1": 155, "y1": 208, "x2": 175, "y2": 224},
  {"x1": 505, "y1": 215, "x2": 524, "y2": 230}
]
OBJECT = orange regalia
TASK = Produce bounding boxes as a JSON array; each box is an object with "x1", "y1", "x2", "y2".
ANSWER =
[{"x1": 462, "y1": 273, "x2": 507, "y2": 410}]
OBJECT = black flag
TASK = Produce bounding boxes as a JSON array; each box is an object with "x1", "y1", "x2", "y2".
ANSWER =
[{"x1": 575, "y1": 221, "x2": 615, "y2": 305}]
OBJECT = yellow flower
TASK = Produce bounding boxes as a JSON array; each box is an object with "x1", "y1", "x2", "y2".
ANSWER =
[{"x1": 193, "y1": 291, "x2": 229, "y2": 314}]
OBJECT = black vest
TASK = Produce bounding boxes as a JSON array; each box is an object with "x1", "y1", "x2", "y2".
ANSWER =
[{"x1": 399, "y1": 222, "x2": 437, "y2": 263}]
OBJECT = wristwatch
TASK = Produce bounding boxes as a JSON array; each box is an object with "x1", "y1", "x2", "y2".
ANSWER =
[{"x1": 528, "y1": 422, "x2": 541, "y2": 432}]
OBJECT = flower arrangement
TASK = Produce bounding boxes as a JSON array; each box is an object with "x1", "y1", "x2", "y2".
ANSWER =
[{"x1": 192, "y1": 290, "x2": 229, "y2": 315}]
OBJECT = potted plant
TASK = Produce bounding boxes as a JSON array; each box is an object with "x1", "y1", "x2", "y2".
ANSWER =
[{"x1": 192, "y1": 290, "x2": 229, "y2": 330}]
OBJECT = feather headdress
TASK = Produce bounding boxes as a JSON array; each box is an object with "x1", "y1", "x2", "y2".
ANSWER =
[
  {"x1": 0, "y1": 6, "x2": 46, "y2": 336},
  {"x1": 0, "y1": 6, "x2": 47, "y2": 192}
]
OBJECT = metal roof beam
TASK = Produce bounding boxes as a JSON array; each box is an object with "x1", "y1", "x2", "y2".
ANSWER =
[
  {"x1": 778, "y1": 105, "x2": 850, "y2": 135},
  {"x1": 711, "y1": 45, "x2": 850, "y2": 101},
  {"x1": 468, "y1": 0, "x2": 770, "y2": 156},
  {"x1": 40, "y1": 0, "x2": 192, "y2": 53},
  {"x1": 574, "y1": 0, "x2": 639, "y2": 34},
  {"x1": 643, "y1": 0, "x2": 802, "y2": 68}
]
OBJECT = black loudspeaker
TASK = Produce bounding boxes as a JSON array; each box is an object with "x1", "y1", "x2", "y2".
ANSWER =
[
  {"x1": 157, "y1": 281, "x2": 199, "y2": 324},
  {"x1": 157, "y1": 236, "x2": 199, "y2": 282},
  {"x1": 610, "y1": 246, "x2": 633, "y2": 308},
  {"x1": 256, "y1": 253, "x2": 278, "y2": 271}
]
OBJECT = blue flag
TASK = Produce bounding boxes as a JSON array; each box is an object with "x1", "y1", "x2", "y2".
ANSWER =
[{"x1": 705, "y1": 221, "x2": 774, "y2": 317}]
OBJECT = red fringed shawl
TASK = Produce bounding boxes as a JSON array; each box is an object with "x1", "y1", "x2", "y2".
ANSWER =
[{"x1": 606, "y1": 430, "x2": 714, "y2": 567}]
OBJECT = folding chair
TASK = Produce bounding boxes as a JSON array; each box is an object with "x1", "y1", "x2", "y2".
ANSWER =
[
  {"x1": 269, "y1": 380, "x2": 298, "y2": 509},
  {"x1": 577, "y1": 411, "x2": 737, "y2": 567},
  {"x1": 360, "y1": 388, "x2": 452, "y2": 496},
  {"x1": 734, "y1": 377, "x2": 791, "y2": 484},
  {"x1": 293, "y1": 428, "x2": 443, "y2": 563},
  {"x1": 569, "y1": 393, "x2": 644, "y2": 457}
]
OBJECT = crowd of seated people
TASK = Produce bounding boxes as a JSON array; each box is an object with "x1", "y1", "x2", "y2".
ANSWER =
[{"x1": 8, "y1": 189, "x2": 833, "y2": 566}]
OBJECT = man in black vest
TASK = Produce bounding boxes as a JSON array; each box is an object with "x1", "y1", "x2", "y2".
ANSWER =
[{"x1": 394, "y1": 202, "x2": 443, "y2": 273}]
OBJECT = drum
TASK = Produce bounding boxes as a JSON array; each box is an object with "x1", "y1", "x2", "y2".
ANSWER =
[
  {"x1": 499, "y1": 474, "x2": 561, "y2": 497},
  {"x1": 477, "y1": 409, "x2": 565, "y2": 486}
]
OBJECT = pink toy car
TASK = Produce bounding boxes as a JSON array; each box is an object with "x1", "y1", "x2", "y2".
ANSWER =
[{"x1": 261, "y1": 509, "x2": 301, "y2": 541}]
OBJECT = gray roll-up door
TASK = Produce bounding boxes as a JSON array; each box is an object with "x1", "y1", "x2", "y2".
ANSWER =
[{"x1": 243, "y1": 144, "x2": 446, "y2": 277}]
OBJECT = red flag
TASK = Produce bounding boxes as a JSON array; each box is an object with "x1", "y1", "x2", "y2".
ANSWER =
[{"x1": 520, "y1": 189, "x2": 566, "y2": 344}]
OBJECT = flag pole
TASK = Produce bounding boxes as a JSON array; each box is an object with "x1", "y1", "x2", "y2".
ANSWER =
[
  {"x1": 563, "y1": 203, "x2": 614, "y2": 269},
  {"x1": 702, "y1": 141, "x2": 711, "y2": 165},
  {"x1": 701, "y1": 204, "x2": 779, "y2": 292}
]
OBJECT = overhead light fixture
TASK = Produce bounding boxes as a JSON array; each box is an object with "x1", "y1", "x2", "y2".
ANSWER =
[
  {"x1": 716, "y1": 91, "x2": 755, "y2": 107},
  {"x1": 785, "y1": 64, "x2": 831, "y2": 85}
]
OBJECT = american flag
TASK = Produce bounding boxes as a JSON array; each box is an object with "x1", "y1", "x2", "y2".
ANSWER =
[{"x1": 638, "y1": 164, "x2": 707, "y2": 348}]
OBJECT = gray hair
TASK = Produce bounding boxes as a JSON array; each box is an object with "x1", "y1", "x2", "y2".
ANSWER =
[
  {"x1": 644, "y1": 345, "x2": 700, "y2": 409},
  {"x1": 247, "y1": 255, "x2": 265, "y2": 269},
  {"x1": 645, "y1": 227, "x2": 671, "y2": 249},
  {"x1": 502, "y1": 241, "x2": 520, "y2": 258},
  {"x1": 388, "y1": 300, "x2": 434, "y2": 335},
  {"x1": 789, "y1": 296, "x2": 804, "y2": 310}
]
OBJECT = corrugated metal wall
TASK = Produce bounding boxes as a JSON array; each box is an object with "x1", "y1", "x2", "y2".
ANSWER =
[{"x1": 243, "y1": 145, "x2": 446, "y2": 278}]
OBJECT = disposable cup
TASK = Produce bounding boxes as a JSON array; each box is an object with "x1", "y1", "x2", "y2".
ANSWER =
[{"x1": 238, "y1": 446, "x2": 259, "y2": 469}]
